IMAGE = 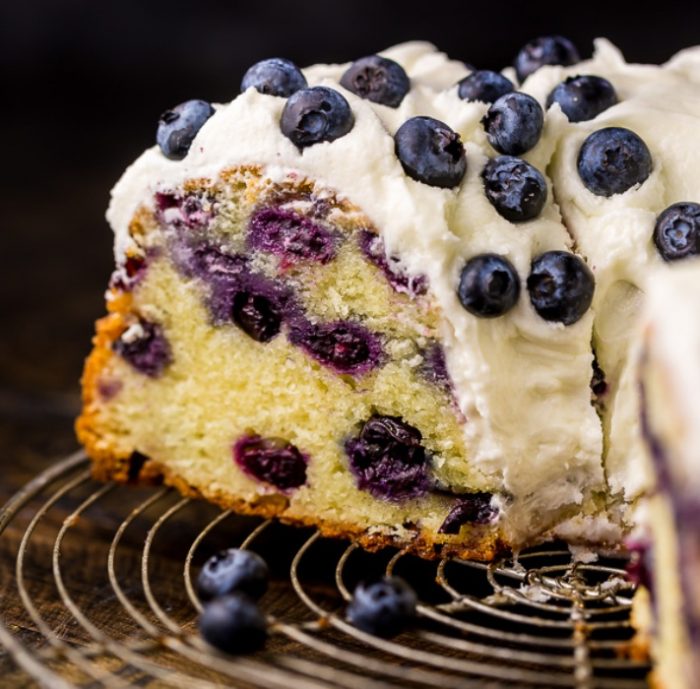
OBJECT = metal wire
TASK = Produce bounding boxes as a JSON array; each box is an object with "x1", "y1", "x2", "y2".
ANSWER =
[{"x1": 0, "y1": 451, "x2": 651, "y2": 689}]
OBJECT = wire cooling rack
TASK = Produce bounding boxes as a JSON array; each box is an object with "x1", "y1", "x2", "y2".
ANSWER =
[{"x1": 0, "y1": 451, "x2": 650, "y2": 689}]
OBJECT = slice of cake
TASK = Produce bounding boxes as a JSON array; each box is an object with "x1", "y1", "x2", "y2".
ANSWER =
[{"x1": 77, "y1": 38, "x2": 700, "y2": 560}]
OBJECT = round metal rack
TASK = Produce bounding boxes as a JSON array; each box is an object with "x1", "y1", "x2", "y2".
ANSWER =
[{"x1": 0, "y1": 451, "x2": 650, "y2": 688}]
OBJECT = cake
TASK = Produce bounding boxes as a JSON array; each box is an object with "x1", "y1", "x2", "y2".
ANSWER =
[{"x1": 77, "y1": 37, "x2": 700, "y2": 563}]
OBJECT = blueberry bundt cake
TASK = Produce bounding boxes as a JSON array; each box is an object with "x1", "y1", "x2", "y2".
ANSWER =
[{"x1": 77, "y1": 38, "x2": 700, "y2": 561}]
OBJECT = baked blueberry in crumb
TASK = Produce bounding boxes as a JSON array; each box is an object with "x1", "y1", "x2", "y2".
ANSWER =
[
  {"x1": 157, "y1": 100, "x2": 214, "y2": 160},
  {"x1": 527, "y1": 251, "x2": 594, "y2": 325},
  {"x1": 340, "y1": 55, "x2": 410, "y2": 108},
  {"x1": 345, "y1": 415, "x2": 431, "y2": 501},
  {"x1": 113, "y1": 320, "x2": 172, "y2": 377},
  {"x1": 394, "y1": 116, "x2": 466, "y2": 188},
  {"x1": 421, "y1": 342, "x2": 453, "y2": 392},
  {"x1": 482, "y1": 156, "x2": 547, "y2": 222},
  {"x1": 199, "y1": 594, "x2": 267, "y2": 654},
  {"x1": 234, "y1": 435, "x2": 308, "y2": 491},
  {"x1": 457, "y1": 70, "x2": 514, "y2": 103},
  {"x1": 482, "y1": 93, "x2": 544, "y2": 156},
  {"x1": 514, "y1": 35, "x2": 580, "y2": 83},
  {"x1": 547, "y1": 75, "x2": 618, "y2": 123},
  {"x1": 653, "y1": 202, "x2": 700, "y2": 261},
  {"x1": 241, "y1": 58, "x2": 307, "y2": 97},
  {"x1": 438, "y1": 493, "x2": 497, "y2": 534},
  {"x1": 197, "y1": 548, "x2": 269, "y2": 601},
  {"x1": 458, "y1": 254, "x2": 520, "y2": 318},
  {"x1": 577, "y1": 127, "x2": 652, "y2": 197},
  {"x1": 155, "y1": 192, "x2": 214, "y2": 230},
  {"x1": 231, "y1": 291, "x2": 283, "y2": 342},
  {"x1": 280, "y1": 86, "x2": 354, "y2": 148},
  {"x1": 288, "y1": 320, "x2": 382, "y2": 375},
  {"x1": 346, "y1": 576, "x2": 417, "y2": 638},
  {"x1": 248, "y1": 207, "x2": 337, "y2": 264}
]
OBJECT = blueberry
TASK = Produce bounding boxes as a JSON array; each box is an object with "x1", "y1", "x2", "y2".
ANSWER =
[
  {"x1": 113, "y1": 320, "x2": 172, "y2": 377},
  {"x1": 231, "y1": 291, "x2": 283, "y2": 342},
  {"x1": 288, "y1": 320, "x2": 382, "y2": 375},
  {"x1": 394, "y1": 116, "x2": 466, "y2": 188},
  {"x1": 156, "y1": 100, "x2": 214, "y2": 160},
  {"x1": 280, "y1": 86, "x2": 354, "y2": 148},
  {"x1": 577, "y1": 127, "x2": 653, "y2": 197},
  {"x1": 199, "y1": 594, "x2": 267, "y2": 654},
  {"x1": 340, "y1": 55, "x2": 410, "y2": 108},
  {"x1": 233, "y1": 435, "x2": 308, "y2": 491},
  {"x1": 482, "y1": 156, "x2": 547, "y2": 222},
  {"x1": 527, "y1": 251, "x2": 594, "y2": 325},
  {"x1": 346, "y1": 576, "x2": 417, "y2": 638},
  {"x1": 438, "y1": 493, "x2": 497, "y2": 534},
  {"x1": 197, "y1": 549, "x2": 269, "y2": 601},
  {"x1": 546, "y1": 75, "x2": 618, "y2": 123},
  {"x1": 514, "y1": 36, "x2": 580, "y2": 83},
  {"x1": 653, "y1": 202, "x2": 700, "y2": 261},
  {"x1": 482, "y1": 93, "x2": 544, "y2": 156},
  {"x1": 248, "y1": 207, "x2": 337, "y2": 264},
  {"x1": 241, "y1": 58, "x2": 307, "y2": 97},
  {"x1": 345, "y1": 415, "x2": 430, "y2": 501},
  {"x1": 457, "y1": 254, "x2": 520, "y2": 318},
  {"x1": 457, "y1": 70, "x2": 514, "y2": 104}
]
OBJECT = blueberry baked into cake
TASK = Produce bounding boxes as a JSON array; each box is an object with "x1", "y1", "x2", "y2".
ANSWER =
[{"x1": 77, "y1": 37, "x2": 700, "y2": 568}]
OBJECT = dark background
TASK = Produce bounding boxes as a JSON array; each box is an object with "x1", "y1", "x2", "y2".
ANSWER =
[{"x1": 2, "y1": 0, "x2": 700, "y2": 487}]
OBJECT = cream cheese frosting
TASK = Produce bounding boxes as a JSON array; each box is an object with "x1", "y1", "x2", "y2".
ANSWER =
[{"x1": 106, "y1": 38, "x2": 700, "y2": 541}]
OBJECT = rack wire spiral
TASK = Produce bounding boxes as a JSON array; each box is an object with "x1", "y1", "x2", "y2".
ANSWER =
[{"x1": 0, "y1": 451, "x2": 650, "y2": 688}]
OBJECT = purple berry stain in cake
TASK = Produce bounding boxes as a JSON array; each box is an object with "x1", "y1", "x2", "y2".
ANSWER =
[
  {"x1": 109, "y1": 250, "x2": 158, "y2": 292},
  {"x1": 358, "y1": 230, "x2": 428, "y2": 296},
  {"x1": 248, "y1": 206, "x2": 337, "y2": 265},
  {"x1": 156, "y1": 191, "x2": 214, "y2": 231},
  {"x1": 438, "y1": 493, "x2": 498, "y2": 534},
  {"x1": 113, "y1": 320, "x2": 172, "y2": 377},
  {"x1": 233, "y1": 434, "x2": 308, "y2": 491},
  {"x1": 289, "y1": 319, "x2": 382, "y2": 375},
  {"x1": 345, "y1": 415, "x2": 431, "y2": 501}
]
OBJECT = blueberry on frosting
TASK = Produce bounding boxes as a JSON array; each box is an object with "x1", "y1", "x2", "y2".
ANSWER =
[
  {"x1": 482, "y1": 156, "x2": 547, "y2": 222},
  {"x1": 280, "y1": 86, "x2": 354, "y2": 148},
  {"x1": 514, "y1": 35, "x2": 580, "y2": 83},
  {"x1": 241, "y1": 58, "x2": 307, "y2": 97},
  {"x1": 547, "y1": 75, "x2": 618, "y2": 122},
  {"x1": 482, "y1": 93, "x2": 543, "y2": 156},
  {"x1": 157, "y1": 100, "x2": 214, "y2": 160},
  {"x1": 577, "y1": 127, "x2": 652, "y2": 197},
  {"x1": 458, "y1": 254, "x2": 520, "y2": 318},
  {"x1": 527, "y1": 251, "x2": 594, "y2": 325},
  {"x1": 457, "y1": 70, "x2": 514, "y2": 104},
  {"x1": 340, "y1": 55, "x2": 410, "y2": 108},
  {"x1": 394, "y1": 116, "x2": 466, "y2": 188},
  {"x1": 653, "y1": 202, "x2": 700, "y2": 261}
]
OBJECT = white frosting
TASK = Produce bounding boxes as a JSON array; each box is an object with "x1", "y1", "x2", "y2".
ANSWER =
[{"x1": 106, "y1": 39, "x2": 700, "y2": 540}]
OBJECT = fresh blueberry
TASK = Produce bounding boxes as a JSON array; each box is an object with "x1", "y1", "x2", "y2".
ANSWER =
[
  {"x1": 438, "y1": 493, "x2": 497, "y2": 534},
  {"x1": 233, "y1": 435, "x2": 308, "y2": 491},
  {"x1": 346, "y1": 576, "x2": 417, "y2": 638},
  {"x1": 514, "y1": 35, "x2": 580, "y2": 83},
  {"x1": 482, "y1": 156, "x2": 547, "y2": 222},
  {"x1": 199, "y1": 594, "x2": 267, "y2": 654},
  {"x1": 458, "y1": 254, "x2": 520, "y2": 318},
  {"x1": 340, "y1": 55, "x2": 410, "y2": 108},
  {"x1": 241, "y1": 58, "x2": 307, "y2": 97},
  {"x1": 280, "y1": 86, "x2": 354, "y2": 148},
  {"x1": 197, "y1": 549, "x2": 269, "y2": 601},
  {"x1": 482, "y1": 93, "x2": 544, "y2": 156},
  {"x1": 653, "y1": 202, "x2": 700, "y2": 261},
  {"x1": 156, "y1": 100, "x2": 214, "y2": 161},
  {"x1": 113, "y1": 320, "x2": 172, "y2": 377},
  {"x1": 546, "y1": 75, "x2": 618, "y2": 123},
  {"x1": 457, "y1": 70, "x2": 514, "y2": 104},
  {"x1": 288, "y1": 320, "x2": 382, "y2": 376},
  {"x1": 394, "y1": 116, "x2": 466, "y2": 188},
  {"x1": 527, "y1": 251, "x2": 594, "y2": 325},
  {"x1": 231, "y1": 291, "x2": 283, "y2": 342},
  {"x1": 577, "y1": 127, "x2": 653, "y2": 197},
  {"x1": 345, "y1": 415, "x2": 430, "y2": 501}
]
